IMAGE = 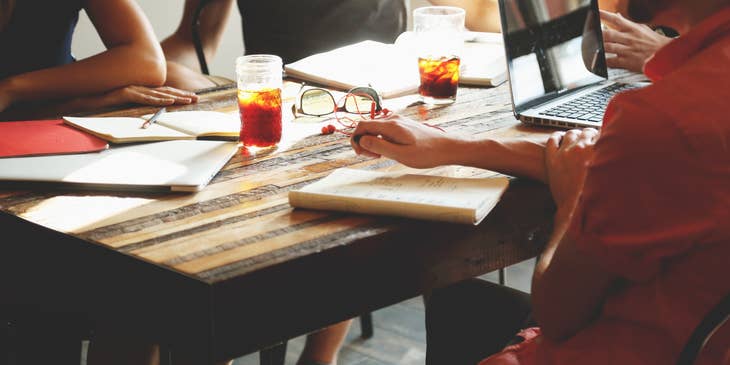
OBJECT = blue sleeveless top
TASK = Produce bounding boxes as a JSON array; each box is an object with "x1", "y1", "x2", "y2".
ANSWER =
[
  {"x1": 0, "y1": 0, "x2": 83, "y2": 79},
  {"x1": 238, "y1": 0, "x2": 407, "y2": 63}
]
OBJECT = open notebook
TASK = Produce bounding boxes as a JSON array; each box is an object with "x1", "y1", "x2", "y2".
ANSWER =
[
  {"x1": 284, "y1": 33, "x2": 506, "y2": 99},
  {"x1": 289, "y1": 168, "x2": 510, "y2": 225},
  {"x1": 0, "y1": 140, "x2": 238, "y2": 192},
  {"x1": 63, "y1": 110, "x2": 239, "y2": 144}
]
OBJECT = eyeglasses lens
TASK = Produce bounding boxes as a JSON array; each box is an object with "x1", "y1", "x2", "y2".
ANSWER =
[
  {"x1": 301, "y1": 89, "x2": 336, "y2": 116},
  {"x1": 344, "y1": 88, "x2": 380, "y2": 114}
]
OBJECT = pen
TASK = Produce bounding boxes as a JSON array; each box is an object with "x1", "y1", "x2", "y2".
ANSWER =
[{"x1": 140, "y1": 107, "x2": 166, "y2": 129}]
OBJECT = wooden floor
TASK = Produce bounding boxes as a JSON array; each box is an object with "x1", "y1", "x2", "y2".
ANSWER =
[{"x1": 233, "y1": 259, "x2": 534, "y2": 365}]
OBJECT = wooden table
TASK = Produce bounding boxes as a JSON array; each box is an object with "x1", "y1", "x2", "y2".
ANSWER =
[{"x1": 0, "y1": 82, "x2": 556, "y2": 363}]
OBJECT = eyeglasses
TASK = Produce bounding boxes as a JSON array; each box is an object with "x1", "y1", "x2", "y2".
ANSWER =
[{"x1": 291, "y1": 85, "x2": 383, "y2": 118}]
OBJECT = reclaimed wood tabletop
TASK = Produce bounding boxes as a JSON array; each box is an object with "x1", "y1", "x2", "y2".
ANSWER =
[{"x1": 0, "y1": 81, "x2": 556, "y2": 363}]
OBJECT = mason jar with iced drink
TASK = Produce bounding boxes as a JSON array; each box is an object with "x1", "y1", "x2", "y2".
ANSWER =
[{"x1": 236, "y1": 55, "x2": 283, "y2": 148}]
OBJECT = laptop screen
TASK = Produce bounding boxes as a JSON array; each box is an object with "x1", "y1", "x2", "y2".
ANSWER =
[{"x1": 499, "y1": 0, "x2": 608, "y2": 113}]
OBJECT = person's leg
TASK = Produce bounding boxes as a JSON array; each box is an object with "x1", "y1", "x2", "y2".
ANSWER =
[
  {"x1": 297, "y1": 319, "x2": 353, "y2": 365},
  {"x1": 425, "y1": 279, "x2": 532, "y2": 365}
]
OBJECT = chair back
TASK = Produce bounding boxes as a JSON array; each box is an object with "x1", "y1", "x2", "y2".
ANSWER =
[
  {"x1": 192, "y1": 0, "x2": 212, "y2": 75},
  {"x1": 676, "y1": 291, "x2": 730, "y2": 365}
]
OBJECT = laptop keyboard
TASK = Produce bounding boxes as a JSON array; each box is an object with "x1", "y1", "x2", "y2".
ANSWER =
[{"x1": 539, "y1": 83, "x2": 641, "y2": 122}]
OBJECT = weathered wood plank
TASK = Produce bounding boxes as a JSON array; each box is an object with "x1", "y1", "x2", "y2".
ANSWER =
[{"x1": 174, "y1": 215, "x2": 376, "y2": 275}]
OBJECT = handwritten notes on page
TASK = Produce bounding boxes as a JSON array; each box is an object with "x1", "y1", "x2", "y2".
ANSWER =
[{"x1": 288, "y1": 168, "x2": 510, "y2": 225}]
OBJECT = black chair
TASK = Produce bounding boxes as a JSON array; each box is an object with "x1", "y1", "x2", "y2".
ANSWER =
[
  {"x1": 676, "y1": 291, "x2": 730, "y2": 365},
  {"x1": 191, "y1": 0, "x2": 212, "y2": 76}
]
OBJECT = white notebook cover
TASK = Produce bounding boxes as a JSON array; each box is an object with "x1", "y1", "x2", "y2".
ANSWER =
[{"x1": 0, "y1": 140, "x2": 239, "y2": 192}]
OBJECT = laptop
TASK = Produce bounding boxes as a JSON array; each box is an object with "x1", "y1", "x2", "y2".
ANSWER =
[
  {"x1": 497, "y1": 0, "x2": 645, "y2": 128},
  {"x1": 0, "y1": 140, "x2": 238, "y2": 192}
]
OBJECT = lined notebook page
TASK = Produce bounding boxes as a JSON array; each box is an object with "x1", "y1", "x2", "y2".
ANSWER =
[
  {"x1": 148, "y1": 111, "x2": 239, "y2": 137},
  {"x1": 63, "y1": 117, "x2": 192, "y2": 143}
]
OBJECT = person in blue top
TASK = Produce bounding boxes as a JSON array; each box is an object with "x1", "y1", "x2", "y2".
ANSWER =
[
  {"x1": 0, "y1": 1, "x2": 199, "y2": 363},
  {"x1": 0, "y1": 0, "x2": 197, "y2": 118}
]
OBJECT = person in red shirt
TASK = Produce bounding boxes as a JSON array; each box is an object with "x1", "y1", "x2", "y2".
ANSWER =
[{"x1": 350, "y1": 0, "x2": 730, "y2": 364}]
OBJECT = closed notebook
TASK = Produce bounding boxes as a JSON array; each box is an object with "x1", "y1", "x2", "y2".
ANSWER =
[
  {"x1": 0, "y1": 140, "x2": 239, "y2": 192},
  {"x1": 0, "y1": 119, "x2": 108, "y2": 158},
  {"x1": 283, "y1": 35, "x2": 506, "y2": 99},
  {"x1": 284, "y1": 41, "x2": 419, "y2": 99},
  {"x1": 289, "y1": 168, "x2": 510, "y2": 225},
  {"x1": 63, "y1": 110, "x2": 240, "y2": 144},
  {"x1": 395, "y1": 31, "x2": 507, "y2": 87}
]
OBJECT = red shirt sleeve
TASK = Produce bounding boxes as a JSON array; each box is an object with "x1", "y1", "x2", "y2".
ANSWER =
[{"x1": 567, "y1": 91, "x2": 724, "y2": 282}]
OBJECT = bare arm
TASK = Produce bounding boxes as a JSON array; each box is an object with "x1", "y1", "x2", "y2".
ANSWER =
[
  {"x1": 0, "y1": 0, "x2": 167, "y2": 108},
  {"x1": 351, "y1": 115, "x2": 549, "y2": 182},
  {"x1": 428, "y1": 0, "x2": 501, "y2": 32}
]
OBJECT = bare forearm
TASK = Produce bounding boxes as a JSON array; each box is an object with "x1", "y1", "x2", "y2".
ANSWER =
[
  {"x1": 449, "y1": 136, "x2": 548, "y2": 182},
  {"x1": 4, "y1": 45, "x2": 165, "y2": 104},
  {"x1": 1, "y1": 0, "x2": 168, "y2": 107},
  {"x1": 351, "y1": 117, "x2": 547, "y2": 179}
]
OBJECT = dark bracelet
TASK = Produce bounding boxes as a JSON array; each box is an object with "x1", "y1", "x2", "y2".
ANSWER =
[{"x1": 651, "y1": 25, "x2": 680, "y2": 38}]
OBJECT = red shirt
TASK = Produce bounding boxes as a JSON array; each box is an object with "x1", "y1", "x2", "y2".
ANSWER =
[{"x1": 480, "y1": 7, "x2": 730, "y2": 365}]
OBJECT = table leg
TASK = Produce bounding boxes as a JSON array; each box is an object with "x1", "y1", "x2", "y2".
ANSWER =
[
  {"x1": 1, "y1": 319, "x2": 12, "y2": 365},
  {"x1": 259, "y1": 342, "x2": 287, "y2": 365},
  {"x1": 359, "y1": 313, "x2": 374, "y2": 339}
]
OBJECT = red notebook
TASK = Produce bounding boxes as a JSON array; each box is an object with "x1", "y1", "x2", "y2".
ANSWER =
[{"x1": 0, "y1": 119, "x2": 109, "y2": 158}]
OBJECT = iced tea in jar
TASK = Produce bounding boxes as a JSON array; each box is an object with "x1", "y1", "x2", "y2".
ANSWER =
[
  {"x1": 413, "y1": 6, "x2": 465, "y2": 105},
  {"x1": 418, "y1": 56, "x2": 461, "y2": 101},
  {"x1": 236, "y1": 55, "x2": 283, "y2": 147}
]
